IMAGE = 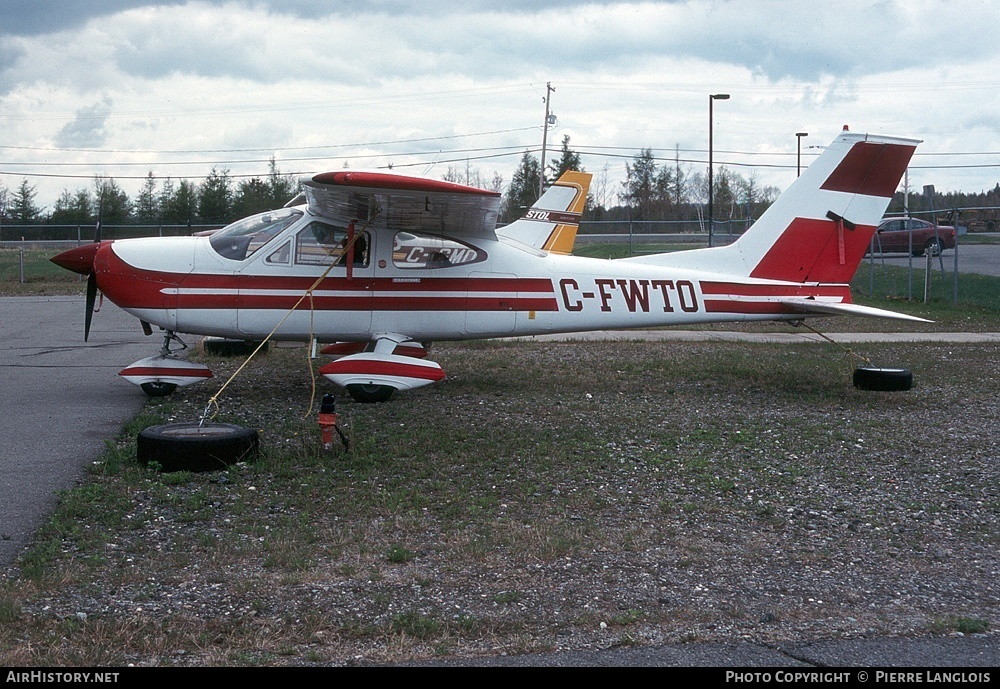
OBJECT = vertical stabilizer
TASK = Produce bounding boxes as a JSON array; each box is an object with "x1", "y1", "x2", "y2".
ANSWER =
[
  {"x1": 624, "y1": 132, "x2": 919, "y2": 284},
  {"x1": 497, "y1": 170, "x2": 591, "y2": 254}
]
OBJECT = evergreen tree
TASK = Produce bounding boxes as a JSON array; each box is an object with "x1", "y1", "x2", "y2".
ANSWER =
[
  {"x1": 198, "y1": 167, "x2": 233, "y2": 223},
  {"x1": 501, "y1": 151, "x2": 541, "y2": 222},
  {"x1": 11, "y1": 179, "x2": 42, "y2": 223},
  {"x1": 622, "y1": 149, "x2": 658, "y2": 220},
  {"x1": 93, "y1": 176, "x2": 131, "y2": 224},
  {"x1": 234, "y1": 176, "x2": 272, "y2": 217},
  {"x1": 50, "y1": 188, "x2": 93, "y2": 225},
  {"x1": 267, "y1": 157, "x2": 297, "y2": 207},
  {"x1": 134, "y1": 172, "x2": 160, "y2": 224},
  {"x1": 158, "y1": 178, "x2": 176, "y2": 220},
  {"x1": 161, "y1": 179, "x2": 198, "y2": 226},
  {"x1": 550, "y1": 134, "x2": 583, "y2": 178}
]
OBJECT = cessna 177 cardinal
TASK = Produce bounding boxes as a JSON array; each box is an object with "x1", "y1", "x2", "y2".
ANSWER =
[{"x1": 52, "y1": 130, "x2": 925, "y2": 402}]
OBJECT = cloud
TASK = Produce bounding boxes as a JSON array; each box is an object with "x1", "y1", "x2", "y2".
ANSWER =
[
  {"x1": 0, "y1": 0, "x2": 186, "y2": 35},
  {"x1": 55, "y1": 98, "x2": 114, "y2": 148},
  {"x1": 4, "y1": 0, "x2": 1000, "y2": 205}
]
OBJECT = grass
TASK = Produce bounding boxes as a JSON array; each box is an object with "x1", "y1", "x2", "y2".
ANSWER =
[
  {"x1": 928, "y1": 617, "x2": 991, "y2": 635},
  {"x1": 0, "y1": 248, "x2": 84, "y2": 295},
  {"x1": 0, "y1": 335, "x2": 997, "y2": 665}
]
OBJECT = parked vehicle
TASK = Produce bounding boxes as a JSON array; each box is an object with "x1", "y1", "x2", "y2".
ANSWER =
[{"x1": 871, "y1": 217, "x2": 956, "y2": 256}]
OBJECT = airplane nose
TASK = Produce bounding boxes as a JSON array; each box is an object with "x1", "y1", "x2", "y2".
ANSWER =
[{"x1": 51, "y1": 242, "x2": 102, "y2": 275}]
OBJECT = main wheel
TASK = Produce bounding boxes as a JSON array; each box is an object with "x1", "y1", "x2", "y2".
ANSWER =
[
  {"x1": 137, "y1": 422, "x2": 259, "y2": 472},
  {"x1": 140, "y1": 381, "x2": 178, "y2": 397},
  {"x1": 203, "y1": 338, "x2": 267, "y2": 356},
  {"x1": 346, "y1": 384, "x2": 395, "y2": 403},
  {"x1": 852, "y1": 367, "x2": 913, "y2": 392}
]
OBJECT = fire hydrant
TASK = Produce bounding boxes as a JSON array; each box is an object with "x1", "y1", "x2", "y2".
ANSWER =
[{"x1": 318, "y1": 393, "x2": 350, "y2": 451}]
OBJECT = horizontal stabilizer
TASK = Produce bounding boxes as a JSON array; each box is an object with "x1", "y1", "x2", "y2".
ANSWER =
[{"x1": 780, "y1": 299, "x2": 932, "y2": 322}]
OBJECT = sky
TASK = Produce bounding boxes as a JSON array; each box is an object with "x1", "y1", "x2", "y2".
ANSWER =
[{"x1": 3, "y1": 0, "x2": 1000, "y2": 213}]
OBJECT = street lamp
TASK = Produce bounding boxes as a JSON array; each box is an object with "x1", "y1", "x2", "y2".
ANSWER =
[
  {"x1": 708, "y1": 93, "x2": 730, "y2": 247},
  {"x1": 796, "y1": 132, "x2": 808, "y2": 177}
]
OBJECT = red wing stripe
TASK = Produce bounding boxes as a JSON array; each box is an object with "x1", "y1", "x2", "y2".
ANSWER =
[
  {"x1": 120, "y1": 366, "x2": 213, "y2": 378},
  {"x1": 320, "y1": 361, "x2": 446, "y2": 381}
]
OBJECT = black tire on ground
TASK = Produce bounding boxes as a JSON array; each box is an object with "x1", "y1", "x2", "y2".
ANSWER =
[
  {"x1": 203, "y1": 339, "x2": 268, "y2": 356},
  {"x1": 346, "y1": 383, "x2": 396, "y2": 403},
  {"x1": 852, "y1": 367, "x2": 913, "y2": 392},
  {"x1": 141, "y1": 381, "x2": 178, "y2": 397},
  {"x1": 137, "y1": 422, "x2": 259, "y2": 472}
]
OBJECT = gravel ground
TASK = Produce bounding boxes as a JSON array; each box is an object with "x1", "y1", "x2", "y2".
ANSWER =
[{"x1": 2, "y1": 338, "x2": 997, "y2": 666}]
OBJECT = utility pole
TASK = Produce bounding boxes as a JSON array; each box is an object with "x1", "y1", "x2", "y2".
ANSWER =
[
  {"x1": 707, "y1": 93, "x2": 729, "y2": 247},
  {"x1": 539, "y1": 82, "x2": 556, "y2": 198}
]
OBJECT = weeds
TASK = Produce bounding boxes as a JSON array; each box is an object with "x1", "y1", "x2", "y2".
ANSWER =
[{"x1": 1, "y1": 338, "x2": 997, "y2": 664}]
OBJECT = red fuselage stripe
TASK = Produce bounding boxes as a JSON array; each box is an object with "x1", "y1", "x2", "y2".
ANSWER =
[
  {"x1": 699, "y1": 281, "x2": 851, "y2": 299},
  {"x1": 703, "y1": 300, "x2": 802, "y2": 315},
  {"x1": 98, "y1": 248, "x2": 558, "y2": 312}
]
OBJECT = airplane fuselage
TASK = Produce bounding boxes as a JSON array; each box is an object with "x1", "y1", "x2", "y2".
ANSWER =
[{"x1": 94, "y1": 215, "x2": 849, "y2": 344}]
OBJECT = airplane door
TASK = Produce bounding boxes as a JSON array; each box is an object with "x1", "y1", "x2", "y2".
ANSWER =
[
  {"x1": 237, "y1": 223, "x2": 373, "y2": 338},
  {"x1": 465, "y1": 271, "x2": 517, "y2": 335}
]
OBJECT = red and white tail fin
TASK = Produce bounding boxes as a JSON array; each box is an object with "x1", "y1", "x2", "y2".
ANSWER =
[
  {"x1": 497, "y1": 170, "x2": 591, "y2": 254},
  {"x1": 628, "y1": 132, "x2": 919, "y2": 284}
]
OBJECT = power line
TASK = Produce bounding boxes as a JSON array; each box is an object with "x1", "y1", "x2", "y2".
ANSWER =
[
  {"x1": 0, "y1": 148, "x2": 539, "y2": 182},
  {"x1": 0, "y1": 127, "x2": 540, "y2": 155}
]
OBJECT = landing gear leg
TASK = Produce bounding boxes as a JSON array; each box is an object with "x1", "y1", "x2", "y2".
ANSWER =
[{"x1": 159, "y1": 330, "x2": 189, "y2": 358}]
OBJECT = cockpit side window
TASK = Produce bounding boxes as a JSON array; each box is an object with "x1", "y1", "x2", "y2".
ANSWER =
[
  {"x1": 209, "y1": 208, "x2": 302, "y2": 261},
  {"x1": 295, "y1": 221, "x2": 370, "y2": 267},
  {"x1": 264, "y1": 240, "x2": 291, "y2": 265}
]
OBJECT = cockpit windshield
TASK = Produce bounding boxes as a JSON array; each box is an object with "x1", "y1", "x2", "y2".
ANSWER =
[{"x1": 209, "y1": 208, "x2": 303, "y2": 261}]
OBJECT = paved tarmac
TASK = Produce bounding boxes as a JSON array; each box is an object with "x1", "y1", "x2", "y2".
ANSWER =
[
  {"x1": 0, "y1": 295, "x2": 150, "y2": 565},
  {"x1": 867, "y1": 244, "x2": 1000, "y2": 278},
  {"x1": 1, "y1": 294, "x2": 997, "y2": 668}
]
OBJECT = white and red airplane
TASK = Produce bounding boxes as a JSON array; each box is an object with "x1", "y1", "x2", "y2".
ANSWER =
[{"x1": 52, "y1": 130, "x2": 925, "y2": 402}]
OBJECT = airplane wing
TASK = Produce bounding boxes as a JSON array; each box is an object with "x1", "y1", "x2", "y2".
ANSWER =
[
  {"x1": 779, "y1": 298, "x2": 932, "y2": 322},
  {"x1": 301, "y1": 171, "x2": 502, "y2": 240}
]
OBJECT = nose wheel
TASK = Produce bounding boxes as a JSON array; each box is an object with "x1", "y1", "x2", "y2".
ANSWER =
[
  {"x1": 120, "y1": 331, "x2": 213, "y2": 397},
  {"x1": 140, "y1": 381, "x2": 179, "y2": 397}
]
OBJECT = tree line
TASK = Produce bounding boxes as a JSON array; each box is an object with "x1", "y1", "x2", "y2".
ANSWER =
[
  {"x1": 1, "y1": 158, "x2": 297, "y2": 227},
  {"x1": 8, "y1": 136, "x2": 997, "y2": 230},
  {"x1": 490, "y1": 135, "x2": 781, "y2": 225}
]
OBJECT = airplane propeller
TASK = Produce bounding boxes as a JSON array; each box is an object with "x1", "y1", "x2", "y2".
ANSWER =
[
  {"x1": 84, "y1": 219, "x2": 101, "y2": 341},
  {"x1": 50, "y1": 218, "x2": 103, "y2": 341},
  {"x1": 84, "y1": 271, "x2": 99, "y2": 341}
]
